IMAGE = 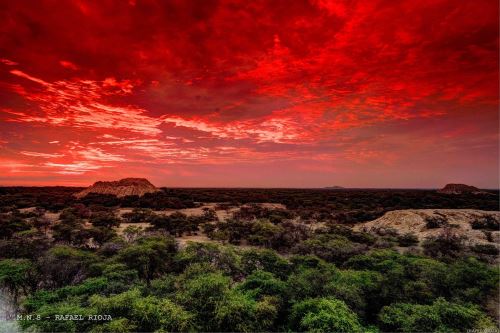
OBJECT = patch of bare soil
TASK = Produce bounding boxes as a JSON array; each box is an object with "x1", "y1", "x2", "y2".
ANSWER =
[
  {"x1": 116, "y1": 222, "x2": 150, "y2": 233},
  {"x1": 355, "y1": 209, "x2": 500, "y2": 246},
  {"x1": 19, "y1": 207, "x2": 37, "y2": 213},
  {"x1": 44, "y1": 212, "x2": 60, "y2": 222},
  {"x1": 259, "y1": 203, "x2": 286, "y2": 209},
  {"x1": 176, "y1": 234, "x2": 213, "y2": 248}
]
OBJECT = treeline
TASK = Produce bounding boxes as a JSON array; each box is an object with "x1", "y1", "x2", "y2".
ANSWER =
[
  {"x1": 0, "y1": 188, "x2": 198, "y2": 212},
  {"x1": 162, "y1": 188, "x2": 500, "y2": 211}
]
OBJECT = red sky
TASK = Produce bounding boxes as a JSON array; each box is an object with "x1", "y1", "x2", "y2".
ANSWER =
[{"x1": 0, "y1": 0, "x2": 498, "y2": 188}]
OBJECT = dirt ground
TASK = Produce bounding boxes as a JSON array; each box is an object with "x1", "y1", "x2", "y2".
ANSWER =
[
  {"x1": 354, "y1": 209, "x2": 500, "y2": 246},
  {"x1": 175, "y1": 234, "x2": 213, "y2": 248}
]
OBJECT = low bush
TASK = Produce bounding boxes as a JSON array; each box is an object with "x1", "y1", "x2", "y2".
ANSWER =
[
  {"x1": 425, "y1": 215, "x2": 448, "y2": 229},
  {"x1": 471, "y1": 216, "x2": 499, "y2": 230},
  {"x1": 397, "y1": 233, "x2": 419, "y2": 247},
  {"x1": 471, "y1": 244, "x2": 499, "y2": 256}
]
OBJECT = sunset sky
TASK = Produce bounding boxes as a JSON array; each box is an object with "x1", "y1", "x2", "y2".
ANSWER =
[{"x1": 0, "y1": 0, "x2": 498, "y2": 188}]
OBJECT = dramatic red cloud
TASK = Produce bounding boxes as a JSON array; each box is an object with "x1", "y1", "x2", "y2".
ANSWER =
[{"x1": 0, "y1": 0, "x2": 498, "y2": 188}]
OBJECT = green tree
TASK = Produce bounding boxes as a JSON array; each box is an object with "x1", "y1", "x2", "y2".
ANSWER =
[
  {"x1": 91, "y1": 289, "x2": 195, "y2": 332},
  {"x1": 176, "y1": 272, "x2": 230, "y2": 330},
  {"x1": 0, "y1": 259, "x2": 36, "y2": 307},
  {"x1": 51, "y1": 210, "x2": 89, "y2": 246},
  {"x1": 379, "y1": 298, "x2": 495, "y2": 332},
  {"x1": 213, "y1": 219, "x2": 252, "y2": 244},
  {"x1": 89, "y1": 226, "x2": 118, "y2": 246},
  {"x1": 324, "y1": 269, "x2": 383, "y2": 319},
  {"x1": 443, "y1": 257, "x2": 499, "y2": 304},
  {"x1": 38, "y1": 245, "x2": 97, "y2": 288},
  {"x1": 289, "y1": 297, "x2": 363, "y2": 332},
  {"x1": 175, "y1": 242, "x2": 241, "y2": 278},
  {"x1": 0, "y1": 213, "x2": 31, "y2": 239},
  {"x1": 122, "y1": 225, "x2": 144, "y2": 243},
  {"x1": 121, "y1": 208, "x2": 153, "y2": 223},
  {"x1": 117, "y1": 236, "x2": 177, "y2": 285},
  {"x1": 90, "y1": 211, "x2": 121, "y2": 228},
  {"x1": 238, "y1": 270, "x2": 287, "y2": 300},
  {"x1": 286, "y1": 262, "x2": 338, "y2": 303},
  {"x1": 149, "y1": 212, "x2": 190, "y2": 236},
  {"x1": 240, "y1": 248, "x2": 290, "y2": 279},
  {"x1": 132, "y1": 296, "x2": 195, "y2": 332},
  {"x1": 32, "y1": 214, "x2": 51, "y2": 233},
  {"x1": 248, "y1": 219, "x2": 284, "y2": 248},
  {"x1": 215, "y1": 290, "x2": 278, "y2": 332},
  {"x1": 292, "y1": 234, "x2": 366, "y2": 264}
]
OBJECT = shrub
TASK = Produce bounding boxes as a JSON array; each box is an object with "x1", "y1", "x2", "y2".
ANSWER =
[
  {"x1": 470, "y1": 244, "x2": 499, "y2": 256},
  {"x1": 176, "y1": 272, "x2": 230, "y2": 330},
  {"x1": 241, "y1": 248, "x2": 290, "y2": 279},
  {"x1": 398, "y1": 233, "x2": 419, "y2": 247},
  {"x1": 425, "y1": 215, "x2": 448, "y2": 229},
  {"x1": 292, "y1": 234, "x2": 366, "y2": 264},
  {"x1": 238, "y1": 270, "x2": 287, "y2": 301},
  {"x1": 471, "y1": 216, "x2": 499, "y2": 230},
  {"x1": 117, "y1": 236, "x2": 177, "y2": 284},
  {"x1": 482, "y1": 231, "x2": 494, "y2": 242},
  {"x1": 175, "y1": 243, "x2": 241, "y2": 278},
  {"x1": 38, "y1": 246, "x2": 97, "y2": 288},
  {"x1": 0, "y1": 213, "x2": 31, "y2": 239},
  {"x1": 289, "y1": 297, "x2": 363, "y2": 332},
  {"x1": 373, "y1": 227, "x2": 399, "y2": 237},
  {"x1": 247, "y1": 220, "x2": 284, "y2": 248},
  {"x1": 91, "y1": 289, "x2": 195, "y2": 332},
  {"x1": 214, "y1": 290, "x2": 278, "y2": 332},
  {"x1": 121, "y1": 208, "x2": 153, "y2": 223},
  {"x1": 422, "y1": 228, "x2": 466, "y2": 259},
  {"x1": 379, "y1": 298, "x2": 495, "y2": 332}
]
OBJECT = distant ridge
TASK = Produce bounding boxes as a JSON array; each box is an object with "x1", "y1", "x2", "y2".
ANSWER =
[
  {"x1": 74, "y1": 178, "x2": 159, "y2": 198},
  {"x1": 324, "y1": 186, "x2": 345, "y2": 189}
]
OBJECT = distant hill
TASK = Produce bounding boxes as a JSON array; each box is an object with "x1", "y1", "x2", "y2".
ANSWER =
[
  {"x1": 324, "y1": 186, "x2": 345, "y2": 189},
  {"x1": 437, "y1": 183, "x2": 483, "y2": 195},
  {"x1": 74, "y1": 178, "x2": 159, "y2": 198}
]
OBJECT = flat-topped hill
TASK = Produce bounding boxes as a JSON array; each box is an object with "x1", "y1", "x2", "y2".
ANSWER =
[
  {"x1": 437, "y1": 183, "x2": 481, "y2": 194},
  {"x1": 74, "y1": 178, "x2": 159, "y2": 198}
]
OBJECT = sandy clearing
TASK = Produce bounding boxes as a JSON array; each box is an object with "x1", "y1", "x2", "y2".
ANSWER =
[{"x1": 176, "y1": 234, "x2": 213, "y2": 248}]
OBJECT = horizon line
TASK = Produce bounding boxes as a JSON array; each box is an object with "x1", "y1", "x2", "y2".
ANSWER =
[{"x1": 1, "y1": 185, "x2": 499, "y2": 191}]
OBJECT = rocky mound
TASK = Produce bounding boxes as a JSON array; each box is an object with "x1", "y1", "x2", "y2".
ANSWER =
[
  {"x1": 354, "y1": 209, "x2": 500, "y2": 246},
  {"x1": 437, "y1": 183, "x2": 481, "y2": 194},
  {"x1": 75, "y1": 178, "x2": 159, "y2": 198}
]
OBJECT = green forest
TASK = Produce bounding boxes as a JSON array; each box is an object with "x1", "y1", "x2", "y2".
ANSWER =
[{"x1": 0, "y1": 188, "x2": 498, "y2": 332}]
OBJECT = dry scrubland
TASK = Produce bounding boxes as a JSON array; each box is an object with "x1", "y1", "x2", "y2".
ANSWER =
[{"x1": 0, "y1": 187, "x2": 499, "y2": 332}]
